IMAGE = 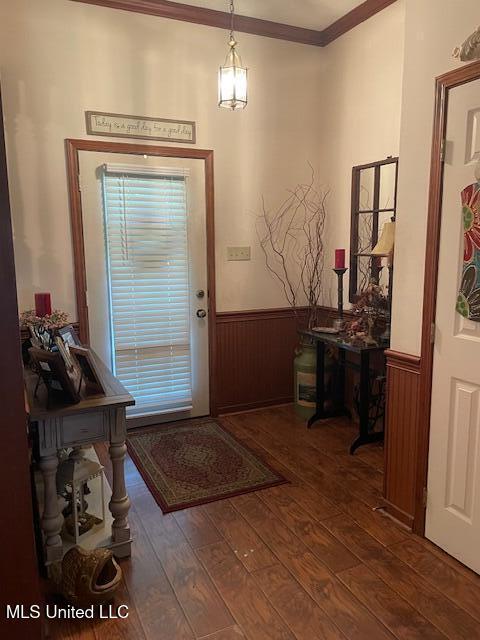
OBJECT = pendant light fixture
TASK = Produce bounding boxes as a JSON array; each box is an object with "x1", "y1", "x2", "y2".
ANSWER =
[{"x1": 218, "y1": 0, "x2": 247, "y2": 110}]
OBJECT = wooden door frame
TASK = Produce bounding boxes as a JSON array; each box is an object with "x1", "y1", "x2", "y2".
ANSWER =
[
  {"x1": 65, "y1": 138, "x2": 218, "y2": 415},
  {"x1": 0, "y1": 91, "x2": 43, "y2": 636},
  {"x1": 416, "y1": 60, "x2": 480, "y2": 534}
]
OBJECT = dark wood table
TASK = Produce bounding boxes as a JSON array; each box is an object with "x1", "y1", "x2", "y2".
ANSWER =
[{"x1": 301, "y1": 330, "x2": 388, "y2": 454}]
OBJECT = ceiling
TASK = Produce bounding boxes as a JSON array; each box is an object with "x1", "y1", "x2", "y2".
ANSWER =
[{"x1": 171, "y1": 0, "x2": 361, "y2": 32}]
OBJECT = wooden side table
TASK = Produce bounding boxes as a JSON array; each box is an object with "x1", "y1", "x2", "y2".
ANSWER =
[
  {"x1": 24, "y1": 351, "x2": 135, "y2": 565},
  {"x1": 301, "y1": 330, "x2": 388, "y2": 454}
]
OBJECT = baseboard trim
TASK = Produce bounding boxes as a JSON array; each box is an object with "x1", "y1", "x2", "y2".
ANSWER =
[
  {"x1": 218, "y1": 395, "x2": 294, "y2": 415},
  {"x1": 382, "y1": 499, "x2": 415, "y2": 530}
]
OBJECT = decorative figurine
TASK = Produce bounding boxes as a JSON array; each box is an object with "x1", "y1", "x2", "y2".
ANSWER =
[
  {"x1": 453, "y1": 26, "x2": 480, "y2": 61},
  {"x1": 61, "y1": 546, "x2": 122, "y2": 606}
]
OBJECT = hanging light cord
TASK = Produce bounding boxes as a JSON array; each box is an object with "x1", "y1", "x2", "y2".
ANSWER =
[{"x1": 229, "y1": 0, "x2": 235, "y2": 43}]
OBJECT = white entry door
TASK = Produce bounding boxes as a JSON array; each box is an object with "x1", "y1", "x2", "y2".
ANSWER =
[
  {"x1": 426, "y1": 78, "x2": 480, "y2": 573},
  {"x1": 79, "y1": 152, "x2": 210, "y2": 425}
]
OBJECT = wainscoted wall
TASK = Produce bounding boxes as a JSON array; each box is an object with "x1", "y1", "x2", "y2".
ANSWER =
[
  {"x1": 215, "y1": 308, "x2": 308, "y2": 414},
  {"x1": 215, "y1": 306, "x2": 354, "y2": 415},
  {"x1": 384, "y1": 349, "x2": 421, "y2": 528}
]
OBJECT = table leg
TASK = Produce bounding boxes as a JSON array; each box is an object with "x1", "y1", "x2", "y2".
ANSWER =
[
  {"x1": 360, "y1": 350, "x2": 370, "y2": 437},
  {"x1": 350, "y1": 351, "x2": 383, "y2": 454},
  {"x1": 39, "y1": 452, "x2": 64, "y2": 564},
  {"x1": 308, "y1": 340, "x2": 325, "y2": 428},
  {"x1": 108, "y1": 408, "x2": 131, "y2": 558},
  {"x1": 336, "y1": 348, "x2": 347, "y2": 414}
]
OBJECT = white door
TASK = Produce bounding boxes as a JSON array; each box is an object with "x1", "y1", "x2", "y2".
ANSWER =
[
  {"x1": 427, "y1": 78, "x2": 480, "y2": 574},
  {"x1": 79, "y1": 151, "x2": 210, "y2": 425}
]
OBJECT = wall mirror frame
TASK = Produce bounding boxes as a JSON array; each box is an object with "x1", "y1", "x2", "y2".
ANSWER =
[{"x1": 349, "y1": 156, "x2": 399, "y2": 302}]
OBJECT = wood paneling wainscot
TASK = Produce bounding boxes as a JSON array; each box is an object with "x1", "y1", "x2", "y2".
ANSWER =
[
  {"x1": 215, "y1": 308, "x2": 308, "y2": 414},
  {"x1": 215, "y1": 306, "x2": 357, "y2": 416},
  {"x1": 383, "y1": 349, "x2": 421, "y2": 529}
]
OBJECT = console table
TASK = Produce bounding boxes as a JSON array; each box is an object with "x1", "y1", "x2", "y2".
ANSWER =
[
  {"x1": 24, "y1": 351, "x2": 135, "y2": 565},
  {"x1": 301, "y1": 330, "x2": 388, "y2": 454}
]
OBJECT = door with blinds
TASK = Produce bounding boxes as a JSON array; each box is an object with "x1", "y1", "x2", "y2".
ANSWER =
[{"x1": 79, "y1": 152, "x2": 210, "y2": 424}]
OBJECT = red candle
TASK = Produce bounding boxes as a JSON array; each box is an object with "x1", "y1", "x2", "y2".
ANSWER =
[
  {"x1": 35, "y1": 292, "x2": 52, "y2": 317},
  {"x1": 334, "y1": 249, "x2": 346, "y2": 270}
]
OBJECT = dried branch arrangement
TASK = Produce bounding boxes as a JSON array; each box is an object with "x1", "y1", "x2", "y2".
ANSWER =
[{"x1": 256, "y1": 167, "x2": 328, "y2": 328}]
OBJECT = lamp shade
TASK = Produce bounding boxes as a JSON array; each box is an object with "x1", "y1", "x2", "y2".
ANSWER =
[
  {"x1": 371, "y1": 221, "x2": 395, "y2": 256},
  {"x1": 218, "y1": 39, "x2": 247, "y2": 110}
]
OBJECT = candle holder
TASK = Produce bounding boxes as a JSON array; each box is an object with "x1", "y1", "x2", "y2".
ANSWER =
[
  {"x1": 333, "y1": 267, "x2": 348, "y2": 332},
  {"x1": 381, "y1": 260, "x2": 394, "y2": 343}
]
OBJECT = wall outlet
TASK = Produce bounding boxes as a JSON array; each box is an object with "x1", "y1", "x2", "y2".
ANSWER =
[{"x1": 227, "y1": 246, "x2": 251, "y2": 261}]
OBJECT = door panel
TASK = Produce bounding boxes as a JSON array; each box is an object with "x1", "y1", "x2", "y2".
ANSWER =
[
  {"x1": 79, "y1": 152, "x2": 209, "y2": 424},
  {"x1": 426, "y1": 78, "x2": 480, "y2": 573},
  {"x1": 445, "y1": 378, "x2": 478, "y2": 520}
]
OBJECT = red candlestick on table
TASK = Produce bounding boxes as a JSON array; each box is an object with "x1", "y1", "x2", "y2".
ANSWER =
[
  {"x1": 334, "y1": 249, "x2": 346, "y2": 270},
  {"x1": 35, "y1": 292, "x2": 52, "y2": 317}
]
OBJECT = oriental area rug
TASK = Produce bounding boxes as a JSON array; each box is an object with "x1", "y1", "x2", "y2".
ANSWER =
[{"x1": 127, "y1": 418, "x2": 287, "y2": 513}]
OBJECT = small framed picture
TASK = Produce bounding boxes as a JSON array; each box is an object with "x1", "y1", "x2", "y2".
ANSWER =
[
  {"x1": 29, "y1": 347, "x2": 80, "y2": 405},
  {"x1": 29, "y1": 325, "x2": 54, "y2": 350},
  {"x1": 55, "y1": 336, "x2": 75, "y2": 373},
  {"x1": 70, "y1": 346, "x2": 105, "y2": 396},
  {"x1": 57, "y1": 324, "x2": 81, "y2": 347}
]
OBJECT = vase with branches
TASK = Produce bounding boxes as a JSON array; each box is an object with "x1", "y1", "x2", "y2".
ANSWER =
[
  {"x1": 256, "y1": 166, "x2": 328, "y2": 329},
  {"x1": 256, "y1": 168, "x2": 330, "y2": 419}
]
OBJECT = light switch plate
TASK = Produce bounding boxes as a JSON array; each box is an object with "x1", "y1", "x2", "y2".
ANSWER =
[{"x1": 227, "y1": 246, "x2": 251, "y2": 261}]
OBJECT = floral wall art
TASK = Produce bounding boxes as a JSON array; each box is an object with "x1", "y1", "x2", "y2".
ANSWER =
[{"x1": 457, "y1": 181, "x2": 480, "y2": 321}]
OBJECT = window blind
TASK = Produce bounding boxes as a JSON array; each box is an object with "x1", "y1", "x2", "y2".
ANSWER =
[{"x1": 102, "y1": 167, "x2": 192, "y2": 417}]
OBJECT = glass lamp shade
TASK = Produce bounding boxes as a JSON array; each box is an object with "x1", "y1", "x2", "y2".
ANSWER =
[{"x1": 218, "y1": 40, "x2": 247, "y2": 110}]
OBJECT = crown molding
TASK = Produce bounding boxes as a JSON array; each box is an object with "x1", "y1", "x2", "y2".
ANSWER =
[
  {"x1": 70, "y1": 0, "x2": 398, "y2": 47},
  {"x1": 322, "y1": 0, "x2": 398, "y2": 45},
  {"x1": 70, "y1": 0, "x2": 324, "y2": 46}
]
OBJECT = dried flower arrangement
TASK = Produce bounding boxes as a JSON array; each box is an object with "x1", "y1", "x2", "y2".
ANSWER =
[
  {"x1": 20, "y1": 309, "x2": 69, "y2": 330},
  {"x1": 20, "y1": 309, "x2": 70, "y2": 352},
  {"x1": 345, "y1": 283, "x2": 388, "y2": 345}
]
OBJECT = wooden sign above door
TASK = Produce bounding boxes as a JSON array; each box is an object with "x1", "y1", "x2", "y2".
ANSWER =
[{"x1": 85, "y1": 111, "x2": 196, "y2": 144}]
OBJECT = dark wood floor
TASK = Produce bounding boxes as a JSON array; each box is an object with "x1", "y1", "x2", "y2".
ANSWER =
[{"x1": 50, "y1": 405, "x2": 480, "y2": 640}]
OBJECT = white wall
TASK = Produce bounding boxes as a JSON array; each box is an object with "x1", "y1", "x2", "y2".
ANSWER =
[
  {"x1": 0, "y1": 0, "x2": 326, "y2": 316},
  {"x1": 0, "y1": 0, "x2": 406, "y2": 319},
  {"x1": 391, "y1": 0, "x2": 480, "y2": 356},
  {"x1": 317, "y1": 0, "x2": 405, "y2": 303}
]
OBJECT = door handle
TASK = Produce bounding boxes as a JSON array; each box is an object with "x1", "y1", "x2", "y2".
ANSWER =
[{"x1": 196, "y1": 309, "x2": 207, "y2": 318}]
